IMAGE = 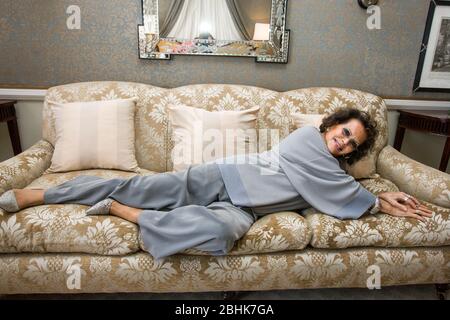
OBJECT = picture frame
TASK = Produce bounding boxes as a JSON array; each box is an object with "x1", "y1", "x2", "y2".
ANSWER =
[
  {"x1": 137, "y1": 0, "x2": 290, "y2": 64},
  {"x1": 414, "y1": 0, "x2": 450, "y2": 92}
]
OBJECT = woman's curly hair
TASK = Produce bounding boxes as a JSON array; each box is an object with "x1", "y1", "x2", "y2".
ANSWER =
[{"x1": 319, "y1": 108, "x2": 378, "y2": 165}]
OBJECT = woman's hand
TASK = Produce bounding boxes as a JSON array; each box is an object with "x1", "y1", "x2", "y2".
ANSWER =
[
  {"x1": 378, "y1": 195, "x2": 433, "y2": 222},
  {"x1": 378, "y1": 192, "x2": 432, "y2": 213}
]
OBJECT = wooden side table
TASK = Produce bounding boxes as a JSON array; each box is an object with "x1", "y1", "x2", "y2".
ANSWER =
[
  {"x1": 394, "y1": 110, "x2": 450, "y2": 172},
  {"x1": 0, "y1": 100, "x2": 22, "y2": 156}
]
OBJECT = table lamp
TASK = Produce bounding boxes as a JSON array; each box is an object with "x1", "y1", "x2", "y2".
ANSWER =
[{"x1": 253, "y1": 23, "x2": 270, "y2": 55}]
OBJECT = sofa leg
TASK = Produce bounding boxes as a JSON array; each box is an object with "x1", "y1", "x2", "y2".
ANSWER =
[
  {"x1": 435, "y1": 284, "x2": 448, "y2": 300},
  {"x1": 222, "y1": 291, "x2": 241, "y2": 300}
]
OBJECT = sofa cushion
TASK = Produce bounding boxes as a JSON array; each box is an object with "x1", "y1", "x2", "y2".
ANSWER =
[
  {"x1": 0, "y1": 205, "x2": 140, "y2": 256},
  {"x1": 0, "y1": 169, "x2": 156, "y2": 255},
  {"x1": 143, "y1": 211, "x2": 312, "y2": 255},
  {"x1": 305, "y1": 178, "x2": 450, "y2": 249},
  {"x1": 291, "y1": 113, "x2": 324, "y2": 129},
  {"x1": 167, "y1": 104, "x2": 259, "y2": 171},
  {"x1": 231, "y1": 211, "x2": 312, "y2": 254},
  {"x1": 46, "y1": 98, "x2": 140, "y2": 173}
]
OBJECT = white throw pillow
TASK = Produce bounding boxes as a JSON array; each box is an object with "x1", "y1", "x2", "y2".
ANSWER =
[
  {"x1": 291, "y1": 113, "x2": 325, "y2": 130},
  {"x1": 47, "y1": 98, "x2": 140, "y2": 173},
  {"x1": 291, "y1": 113, "x2": 378, "y2": 179},
  {"x1": 168, "y1": 104, "x2": 260, "y2": 171}
]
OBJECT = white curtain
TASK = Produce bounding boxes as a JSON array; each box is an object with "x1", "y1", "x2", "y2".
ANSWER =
[{"x1": 167, "y1": 0, "x2": 243, "y2": 41}]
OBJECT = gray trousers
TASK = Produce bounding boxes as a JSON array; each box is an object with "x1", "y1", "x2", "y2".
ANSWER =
[{"x1": 44, "y1": 163, "x2": 255, "y2": 259}]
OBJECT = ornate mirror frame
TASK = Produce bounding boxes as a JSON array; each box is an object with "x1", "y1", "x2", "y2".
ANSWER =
[{"x1": 138, "y1": 0, "x2": 290, "y2": 63}]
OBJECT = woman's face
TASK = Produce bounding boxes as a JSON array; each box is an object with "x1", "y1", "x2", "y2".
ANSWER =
[{"x1": 323, "y1": 119, "x2": 367, "y2": 157}]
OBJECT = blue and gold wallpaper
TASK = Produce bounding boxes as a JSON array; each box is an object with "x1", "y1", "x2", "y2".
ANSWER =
[{"x1": 0, "y1": 0, "x2": 448, "y2": 99}]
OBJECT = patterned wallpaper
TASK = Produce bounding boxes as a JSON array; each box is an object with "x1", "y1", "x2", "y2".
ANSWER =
[{"x1": 0, "y1": 0, "x2": 448, "y2": 99}]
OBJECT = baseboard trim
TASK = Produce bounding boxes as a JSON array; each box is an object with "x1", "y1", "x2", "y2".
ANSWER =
[
  {"x1": 0, "y1": 89, "x2": 47, "y2": 101},
  {"x1": 0, "y1": 89, "x2": 449, "y2": 110},
  {"x1": 385, "y1": 99, "x2": 450, "y2": 111}
]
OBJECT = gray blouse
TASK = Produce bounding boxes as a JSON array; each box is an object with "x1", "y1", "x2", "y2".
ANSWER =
[{"x1": 216, "y1": 126, "x2": 376, "y2": 219}]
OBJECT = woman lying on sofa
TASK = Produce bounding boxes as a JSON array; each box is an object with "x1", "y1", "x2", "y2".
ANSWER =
[{"x1": 0, "y1": 108, "x2": 433, "y2": 259}]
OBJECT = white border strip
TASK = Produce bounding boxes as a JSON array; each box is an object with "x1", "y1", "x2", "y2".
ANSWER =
[
  {"x1": 0, "y1": 88, "x2": 449, "y2": 110},
  {"x1": 0, "y1": 89, "x2": 47, "y2": 101},
  {"x1": 385, "y1": 99, "x2": 450, "y2": 111}
]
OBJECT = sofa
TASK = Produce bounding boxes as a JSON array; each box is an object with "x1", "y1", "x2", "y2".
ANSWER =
[{"x1": 0, "y1": 81, "x2": 449, "y2": 296}]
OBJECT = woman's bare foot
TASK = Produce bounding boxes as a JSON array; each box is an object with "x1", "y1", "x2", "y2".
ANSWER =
[
  {"x1": 110, "y1": 200, "x2": 142, "y2": 224},
  {"x1": 11, "y1": 189, "x2": 44, "y2": 210}
]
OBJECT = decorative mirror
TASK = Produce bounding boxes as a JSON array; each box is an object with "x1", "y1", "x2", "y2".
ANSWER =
[{"x1": 138, "y1": 0, "x2": 290, "y2": 63}]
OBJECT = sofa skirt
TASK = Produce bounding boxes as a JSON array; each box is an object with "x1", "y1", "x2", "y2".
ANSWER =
[{"x1": 0, "y1": 247, "x2": 448, "y2": 294}]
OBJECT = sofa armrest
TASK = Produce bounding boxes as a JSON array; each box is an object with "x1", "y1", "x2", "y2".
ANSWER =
[
  {"x1": 376, "y1": 145, "x2": 449, "y2": 207},
  {"x1": 0, "y1": 140, "x2": 54, "y2": 194}
]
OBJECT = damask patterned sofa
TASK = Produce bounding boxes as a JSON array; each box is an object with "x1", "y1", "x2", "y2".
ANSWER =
[{"x1": 0, "y1": 82, "x2": 449, "y2": 296}]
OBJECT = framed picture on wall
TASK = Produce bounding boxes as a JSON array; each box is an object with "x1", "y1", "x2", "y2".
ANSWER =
[{"x1": 414, "y1": 0, "x2": 450, "y2": 92}]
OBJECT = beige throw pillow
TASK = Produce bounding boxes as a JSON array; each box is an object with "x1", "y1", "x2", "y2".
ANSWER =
[
  {"x1": 47, "y1": 98, "x2": 139, "y2": 173},
  {"x1": 168, "y1": 104, "x2": 260, "y2": 171},
  {"x1": 291, "y1": 113, "x2": 377, "y2": 179},
  {"x1": 292, "y1": 113, "x2": 325, "y2": 130}
]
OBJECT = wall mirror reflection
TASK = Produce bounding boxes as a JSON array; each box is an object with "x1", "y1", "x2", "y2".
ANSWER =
[{"x1": 138, "y1": 0, "x2": 290, "y2": 63}]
